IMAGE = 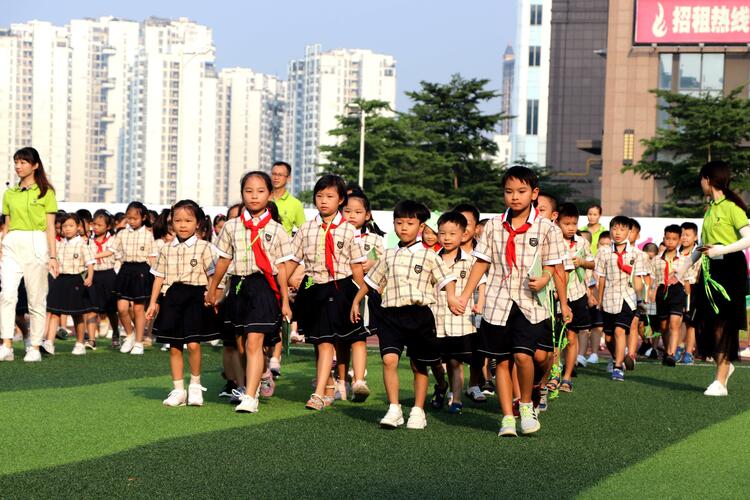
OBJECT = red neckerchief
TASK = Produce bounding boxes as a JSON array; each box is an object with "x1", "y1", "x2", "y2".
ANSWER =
[
  {"x1": 568, "y1": 238, "x2": 576, "y2": 249},
  {"x1": 241, "y1": 209, "x2": 280, "y2": 301},
  {"x1": 502, "y1": 208, "x2": 537, "y2": 269},
  {"x1": 320, "y1": 213, "x2": 343, "y2": 281},
  {"x1": 662, "y1": 250, "x2": 677, "y2": 286},
  {"x1": 423, "y1": 241, "x2": 442, "y2": 252},
  {"x1": 614, "y1": 244, "x2": 633, "y2": 275},
  {"x1": 94, "y1": 234, "x2": 111, "y2": 254}
]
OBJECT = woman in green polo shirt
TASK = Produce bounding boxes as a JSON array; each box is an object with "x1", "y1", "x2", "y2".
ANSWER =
[
  {"x1": 695, "y1": 160, "x2": 750, "y2": 397},
  {"x1": 0, "y1": 147, "x2": 59, "y2": 363}
]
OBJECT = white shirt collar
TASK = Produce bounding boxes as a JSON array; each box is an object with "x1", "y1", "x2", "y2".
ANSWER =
[
  {"x1": 171, "y1": 234, "x2": 198, "y2": 247},
  {"x1": 315, "y1": 212, "x2": 343, "y2": 226},
  {"x1": 397, "y1": 239, "x2": 424, "y2": 253},
  {"x1": 501, "y1": 207, "x2": 539, "y2": 227},
  {"x1": 612, "y1": 240, "x2": 632, "y2": 253},
  {"x1": 126, "y1": 224, "x2": 146, "y2": 233},
  {"x1": 242, "y1": 208, "x2": 270, "y2": 226},
  {"x1": 64, "y1": 235, "x2": 82, "y2": 245}
]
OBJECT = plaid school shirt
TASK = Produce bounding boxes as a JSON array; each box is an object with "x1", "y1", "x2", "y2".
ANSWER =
[
  {"x1": 432, "y1": 249, "x2": 486, "y2": 338},
  {"x1": 563, "y1": 235, "x2": 594, "y2": 302},
  {"x1": 472, "y1": 209, "x2": 566, "y2": 326},
  {"x1": 150, "y1": 235, "x2": 216, "y2": 294},
  {"x1": 112, "y1": 225, "x2": 157, "y2": 263},
  {"x1": 595, "y1": 242, "x2": 649, "y2": 314},
  {"x1": 365, "y1": 240, "x2": 456, "y2": 308},
  {"x1": 679, "y1": 247, "x2": 702, "y2": 285},
  {"x1": 353, "y1": 230, "x2": 385, "y2": 261},
  {"x1": 213, "y1": 209, "x2": 291, "y2": 277},
  {"x1": 282, "y1": 212, "x2": 366, "y2": 284},
  {"x1": 56, "y1": 236, "x2": 96, "y2": 275},
  {"x1": 651, "y1": 249, "x2": 692, "y2": 287},
  {"x1": 88, "y1": 234, "x2": 117, "y2": 271}
]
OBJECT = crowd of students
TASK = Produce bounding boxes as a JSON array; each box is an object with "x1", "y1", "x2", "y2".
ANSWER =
[{"x1": 2, "y1": 146, "x2": 749, "y2": 437}]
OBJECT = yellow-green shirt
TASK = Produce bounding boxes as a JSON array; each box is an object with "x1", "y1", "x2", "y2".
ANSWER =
[
  {"x1": 580, "y1": 224, "x2": 605, "y2": 255},
  {"x1": 273, "y1": 191, "x2": 306, "y2": 235},
  {"x1": 702, "y1": 196, "x2": 749, "y2": 246},
  {"x1": 2, "y1": 184, "x2": 58, "y2": 231}
]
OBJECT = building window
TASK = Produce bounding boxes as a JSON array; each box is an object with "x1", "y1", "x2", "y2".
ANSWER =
[
  {"x1": 678, "y1": 53, "x2": 724, "y2": 96},
  {"x1": 530, "y1": 4, "x2": 543, "y2": 26},
  {"x1": 528, "y1": 46, "x2": 541, "y2": 67},
  {"x1": 526, "y1": 99, "x2": 539, "y2": 135}
]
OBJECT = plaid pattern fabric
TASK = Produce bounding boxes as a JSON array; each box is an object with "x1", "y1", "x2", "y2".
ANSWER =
[
  {"x1": 564, "y1": 235, "x2": 594, "y2": 302},
  {"x1": 213, "y1": 211, "x2": 291, "y2": 276},
  {"x1": 432, "y1": 249, "x2": 486, "y2": 338},
  {"x1": 652, "y1": 249, "x2": 693, "y2": 287},
  {"x1": 595, "y1": 242, "x2": 649, "y2": 314},
  {"x1": 284, "y1": 212, "x2": 366, "y2": 284},
  {"x1": 353, "y1": 231, "x2": 385, "y2": 260},
  {"x1": 366, "y1": 240, "x2": 456, "y2": 308},
  {"x1": 56, "y1": 236, "x2": 95, "y2": 274},
  {"x1": 473, "y1": 210, "x2": 566, "y2": 326},
  {"x1": 89, "y1": 234, "x2": 117, "y2": 271},
  {"x1": 112, "y1": 225, "x2": 156, "y2": 262},
  {"x1": 150, "y1": 236, "x2": 215, "y2": 294}
]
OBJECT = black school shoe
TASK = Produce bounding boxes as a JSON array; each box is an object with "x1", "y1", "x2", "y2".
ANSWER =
[
  {"x1": 663, "y1": 355, "x2": 676, "y2": 367},
  {"x1": 219, "y1": 380, "x2": 238, "y2": 398},
  {"x1": 481, "y1": 379, "x2": 496, "y2": 395},
  {"x1": 429, "y1": 383, "x2": 448, "y2": 409}
]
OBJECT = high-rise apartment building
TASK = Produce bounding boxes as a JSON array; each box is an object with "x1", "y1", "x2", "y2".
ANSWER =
[
  {"x1": 215, "y1": 68, "x2": 286, "y2": 205},
  {"x1": 511, "y1": 0, "x2": 551, "y2": 167},
  {"x1": 286, "y1": 44, "x2": 397, "y2": 193}
]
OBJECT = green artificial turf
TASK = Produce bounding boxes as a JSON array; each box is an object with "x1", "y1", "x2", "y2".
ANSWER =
[{"x1": 1, "y1": 341, "x2": 749, "y2": 499}]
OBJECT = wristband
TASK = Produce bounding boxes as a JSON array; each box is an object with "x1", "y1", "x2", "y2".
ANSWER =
[{"x1": 49, "y1": 257, "x2": 56, "y2": 260}]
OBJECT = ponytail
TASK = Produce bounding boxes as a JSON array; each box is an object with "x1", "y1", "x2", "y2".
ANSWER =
[{"x1": 700, "y1": 160, "x2": 748, "y2": 212}]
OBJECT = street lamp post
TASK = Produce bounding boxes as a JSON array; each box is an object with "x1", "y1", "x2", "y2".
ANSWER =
[{"x1": 357, "y1": 107, "x2": 365, "y2": 188}]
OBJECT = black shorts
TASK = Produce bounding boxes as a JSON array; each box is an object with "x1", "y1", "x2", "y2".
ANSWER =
[
  {"x1": 655, "y1": 284, "x2": 687, "y2": 319},
  {"x1": 567, "y1": 295, "x2": 592, "y2": 333},
  {"x1": 438, "y1": 333, "x2": 477, "y2": 364},
  {"x1": 602, "y1": 302, "x2": 635, "y2": 335},
  {"x1": 588, "y1": 305, "x2": 604, "y2": 328},
  {"x1": 478, "y1": 303, "x2": 552, "y2": 360},
  {"x1": 373, "y1": 304, "x2": 440, "y2": 364}
]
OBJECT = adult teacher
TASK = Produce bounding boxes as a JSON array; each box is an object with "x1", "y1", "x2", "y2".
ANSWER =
[
  {"x1": 0, "y1": 147, "x2": 59, "y2": 363},
  {"x1": 270, "y1": 161, "x2": 305, "y2": 236},
  {"x1": 695, "y1": 160, "x2": 750, "y2": 397}
]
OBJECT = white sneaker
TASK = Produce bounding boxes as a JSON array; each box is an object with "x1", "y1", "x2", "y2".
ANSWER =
[
  {"x1": 740, "y1": 347, "x2": 750, "y2": 358},
  {"x1": 98, "y1": 322, "x2": 109, "y2": 338},
  {"x1": 576, "y1": 354, "x2": 588, "y2": 367},
  {"x1": 379, "y1": 404, "x2": 404, "y2": 428},
  {"x1": 498, "y1": 415, "x2": 518, "y2": 437},
  {"x1": 208, "y1": 339, "x2": 220, "y2": 346},
  {"x1": 187, "y1": 383, "x2": 207, "y2": 406},
  {"x1": 129, "y1": 343, "x2": 144, "y2": 355},
  {"x1": 163, "y1": 389, "x2": 187, "y2": 407},
  {"x1": 351, "y1": 380, "x2": 370, "y2": 402},
  {"x1": 71, "y1": 343, "x2": 86, "y2": 356},
  {"x1": 160, "y1": 343, "x2": 170, "y2": 351},
  {"x1": 120, "y1": 335, "x2": 134, "y2": 353},
  {"x1": 587, "y1": 353, "x2": 599, "y2": 364},
  {"x1": 726, "y1": 363, "x2": 735, "y2": 386},
  {"x1": 406, "y1": 406, "x2": 427, "y2": 430},
  {"x1": 465, "y1": 385, "x2": 487, "y2": 402},
  {"x1": 41, "y1": 340, "x2": 56, "y2": 356},
  {"x1": 235, "y1": 394, "x2": 259, "y2": 413},
  {"x1": 0, "y1": 345, "x2": 14, "y2": 361},
  {"x1": 606, "y1": 359, "x2": 613, "y2": 373},
  {"x1": 703, "y1": 380, "x2": 728, "y2": 397},
  {"x1": 24, "y1": 348, "x2": 42, "y2": 362},
  {"x1": 519, "y1": 403, "x2": 541, "y2": 435}
]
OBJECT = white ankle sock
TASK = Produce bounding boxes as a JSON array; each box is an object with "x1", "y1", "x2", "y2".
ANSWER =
[
  {"x1": 173, "y1": 379, "x2": 184, "y2": 391},
  {"x1": 190, "y1": 375, "x2": 201, "y2": 385}
]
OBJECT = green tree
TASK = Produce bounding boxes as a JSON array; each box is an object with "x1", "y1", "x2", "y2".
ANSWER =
[
  {"x1": 624, "y1": 87, "x2": 750, "y2": 217},
  {"x1": 406, "y1": 74, "x2": 507, "y2": 211}
]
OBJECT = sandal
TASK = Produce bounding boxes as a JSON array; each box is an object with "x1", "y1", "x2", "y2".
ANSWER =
[
  {"x1": 305, "y1": 393, "x2": 325, "y2": 411},
  {"x1": 559, "y1": 379, "x2": 573, "y2": 393},
  {"x1": 546, "y1": 376, "x2": 561, "y2": 391}
]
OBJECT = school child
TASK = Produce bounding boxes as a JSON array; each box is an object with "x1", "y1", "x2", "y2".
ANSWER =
[
  {"x1": 459, "y1": 166, "x2": 571, "y2": 437},
  {"x1": 422, "y1": 224, "x2": 442, "y2": 252},
  {"x1": 45, "y1": 213, "x2": 95, "y2": 355},
  {"x1": 207, "y1": 172, "x2": 292, "y2": 413},
  {"x1": 350, "y1": 200, "x2": 461, "y2": 429},
  {"x1": 676, "y1": 222, "x2": 700, "y2": 364},
  {"x1": 76, "y1": 209, "x2": 93, "y2": 240},
  {"x1": 556, "y1": 203, "x2": 594, "y2": 392},
  {"x1": 212, "y1": 214, "x2": 226, "y2": 243},
  {"x1": 431, "y1": 211, "x2": 486, "y2": 413},
  {"x1": 282, "y1": 175, "x2": 366, "y2": 411},
  {"x1": 453, "y1": 203, "x2": 491, "y2": 401},
  {"x1": 112, "y1": 201, "x2": 158, "y2": 355},
  {"x1": 147, "y1": 200, "x2": 219, "y2": 407},
  {"x1": 625, "y1": 218, "x2": 651, "y2": 370},
  {"x1": 651, "y1": 225, "x2": 691, "y2": 367},
  {"x1": 595, "y1": 216, "x2": 648, "y2": 382},
  {"x1": 695, "y1": 161, "x2": 750, "y2": 396},
  {"x1": 581, "y1": 230, "x2": 610, "y2": 365},
  {"x1": 339, "y1": 189, "x2": 385, "y2": 402},
  {"x1": 638, "y1": 242, "x2": 661, "y2": 359},
  {"x1": 84, "y1": 209, "x2": 120, "y2": 349}
]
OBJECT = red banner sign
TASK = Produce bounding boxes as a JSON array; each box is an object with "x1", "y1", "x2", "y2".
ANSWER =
[{"x1": 634, "y1": 0, "x2": 750, "y2": 44}]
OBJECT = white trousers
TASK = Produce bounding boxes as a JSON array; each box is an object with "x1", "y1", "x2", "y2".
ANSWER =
[{"x1": 1, "y1": 231, "x2": 49, "y2": 345}]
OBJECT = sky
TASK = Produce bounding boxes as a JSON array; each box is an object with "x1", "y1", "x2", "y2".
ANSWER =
[{"x1": 2, "y1": 0, "x2": 516, "y2": 111}]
